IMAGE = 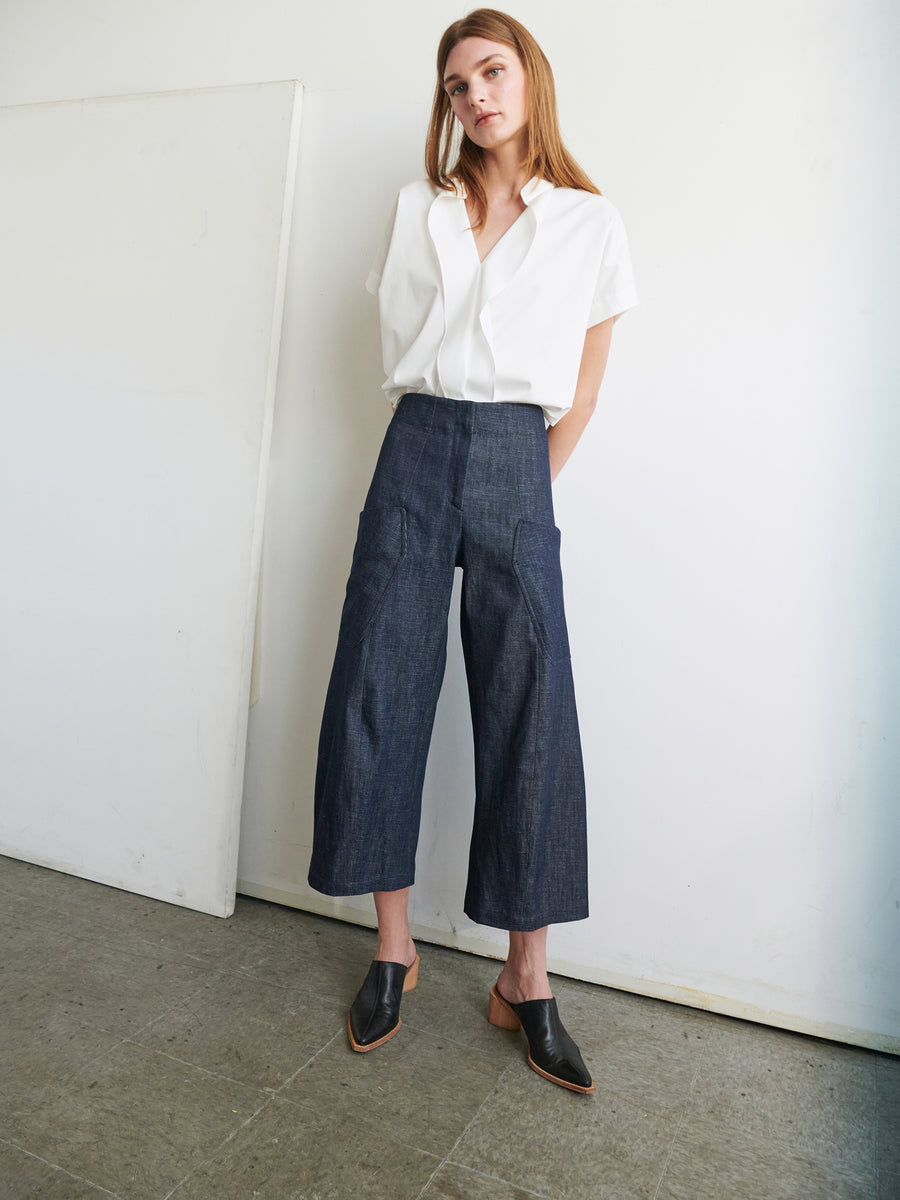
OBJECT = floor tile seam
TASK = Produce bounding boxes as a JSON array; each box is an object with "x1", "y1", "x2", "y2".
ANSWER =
[
  {"x1": 273, "y1": 1026, "x2": 346, "y2": 1091},
  {"x1": 425, "y1": 1159, "x2": 556, "y2": 1199},
  {"x1": 687, "y1": 1025, "x2": 711, "y2": 1091},
  {"x1": 0, "y1": 1002, "x2": 129, "y2": 1045},
  {"x1": 423, "y1": 1059, "x2": 522, "y2": 1199},
  {"x1": 161, "y1": 1092, "x2": 277, "y2": 1200},
  {"x1": 47, "y1": 994, "x2": 214, "y2": 1047},
  {"x1": 204, "y1": 940, "x2": 355, "y2": 969},
  {"x1": 60, "y1": 927, "x2": 228, "y2": 970},
  {"x1": 133, "y1": 958, "x2": 354, "y2": 1010},
  {"x1": 565, "y1": 1054, "x2": 695, "y2": 1127},
  {"x1": 30, "y1": 1030, "x2": 137, "y2": 1105},
  {"x1": 443, "y1": 1061, "x2": 680, "y2": 1198},
  {"x1": 0, "y1": 1135, "x2": 122, "y2": 1197},
  {"x1": 259, "y1": 1087, "x2": 449, "y2": 1163},
  {"x1": 583, "y1": 1081, "x2": 690, "y2": 1125},
  {"x1": 226, "y1": 962, "x2": 357, "y2": 1000},
  {"x1": 411, "y1": 1149, "x2": 454, "y2": 1196},
  {"x1": 398, "y1": 1008, "x2": 686, "y2": 1056},
  {"x1": 57, "y1": 1011, "x2": 186, "y2": 1052},
  {"x1": 103, "y1": 933, "x2": 292, "y2": 968},
  {"x1": 400, "y1": 1017, "x2": 517, "y2": 1056},
  {"x1": 273, "y1": 1023, "x2": 518, "y2": 1153},
  {"x1": 226, "y1": 952, "x2": 354, "y2": 983},
  {"x1": 1, "y1": 1043, "x2": 140, "y2": 1124},
  {"x1": 120, "y1": 1036, "x2": 284, "y2": 1094},
  {"x1": 268, "y1": 1082, "x2": 510, "y2": 1167},
  {"x1": 125, "y1": 978, "x2": 228, "y2": 1042},
  {"x1": 650, "y1": 1108, "x2": 687, "y2": 1200}
]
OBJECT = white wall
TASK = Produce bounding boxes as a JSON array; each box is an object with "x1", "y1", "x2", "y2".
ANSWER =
[{"x1": 2, "y1": 0, "x2": 897, "y2": 1050}]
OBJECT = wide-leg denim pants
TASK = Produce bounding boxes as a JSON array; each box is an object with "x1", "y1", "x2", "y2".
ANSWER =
[{"x1": 307, "y1": 393, "x2": 588, "y2": 931}]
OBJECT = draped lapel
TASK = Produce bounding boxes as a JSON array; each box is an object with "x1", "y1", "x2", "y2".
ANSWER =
[
  {"x1": 478, "y1": 179, "x2": 552, "y2": 397},
  {"x1": 427, "y1": 186, "x2": 473, "y2": 396},
  {"x1": 427, "y1": 185, "x2": 471, "y2": 331},
  {"x1": 426, "y1": 178, "x2": 555, "y2": 399}
]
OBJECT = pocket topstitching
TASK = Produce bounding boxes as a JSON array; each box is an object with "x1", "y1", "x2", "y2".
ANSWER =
[
  {"x1": 511, "y1": 519, "x2": 571, "y2": 662},
  {"x1": 339, "y1": 505, "x2": 407, "y2": 647}
]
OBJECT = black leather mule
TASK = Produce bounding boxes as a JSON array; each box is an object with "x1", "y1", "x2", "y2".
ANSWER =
[
  {"x1": 347, "y1": 954, "x2": 419, "y2": 1052},
  {"x1": 489, "y1": 982, "x2": 595, "y2": 1094}
]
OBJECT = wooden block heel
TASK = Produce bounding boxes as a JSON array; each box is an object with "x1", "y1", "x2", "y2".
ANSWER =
[
  {"x1": 402, "y1": 954, "x2": 419, "y2": 993},
  {"x1": 488, "y1": 984, "x2": 522, "y2": 1030}
]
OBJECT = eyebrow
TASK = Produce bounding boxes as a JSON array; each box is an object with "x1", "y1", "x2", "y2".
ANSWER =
[{"x1": 443, "y1": 54, "x2": 507, "y2": 86}]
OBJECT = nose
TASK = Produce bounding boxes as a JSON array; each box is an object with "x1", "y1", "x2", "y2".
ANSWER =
[{"x1": 468, "y1": 80, "x2": 487, "y2": 107}]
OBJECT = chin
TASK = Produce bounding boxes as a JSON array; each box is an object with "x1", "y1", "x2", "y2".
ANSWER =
[{"x1": 472, "y1": 126, "x2": 503, "y2": 145}]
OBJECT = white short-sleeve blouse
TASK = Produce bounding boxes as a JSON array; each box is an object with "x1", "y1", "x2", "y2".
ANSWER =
[{"x1": 367, "y1": 177, "x2": 638, "y2": 426}]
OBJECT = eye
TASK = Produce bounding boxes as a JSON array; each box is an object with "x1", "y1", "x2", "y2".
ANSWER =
[
  {"x1": 487, "y1": 66, "x2": 503, "y2": 78},
  {"x1": 449, "y1": 82, "x2": 466, "y2": 96}
]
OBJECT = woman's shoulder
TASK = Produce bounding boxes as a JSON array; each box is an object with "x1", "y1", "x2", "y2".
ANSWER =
[
  {"x1": 539, "y1": 184, "x2": 622, "y2": 222},
  {"x1": 394, "y1": 178, "x2": 445, "y2": 208},
  {"x1": 534, "y1": 186, "x2": 629, "y2": 249}
]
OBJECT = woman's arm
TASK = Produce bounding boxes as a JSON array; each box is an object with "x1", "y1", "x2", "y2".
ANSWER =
[{"x1": 546, "y1": 316, "x2": 616, "y2": 482}]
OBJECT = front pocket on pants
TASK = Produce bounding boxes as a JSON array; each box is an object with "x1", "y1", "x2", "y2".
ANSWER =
[
  {"x1": 512, "y1": 519, "x2": 571, "y2": 662},
  {"x1": 340, "y1": 506, "x2": 407, "y2": 647}
]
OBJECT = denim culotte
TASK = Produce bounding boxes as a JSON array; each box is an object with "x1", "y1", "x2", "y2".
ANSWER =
[{"x1": 307, "y1": 393, "x2": 588, "y2": 931}]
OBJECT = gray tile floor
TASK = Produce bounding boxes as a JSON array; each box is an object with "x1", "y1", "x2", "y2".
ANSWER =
[{"x1": 1, "y1": 853, "x2": 897, "y2": 1200}]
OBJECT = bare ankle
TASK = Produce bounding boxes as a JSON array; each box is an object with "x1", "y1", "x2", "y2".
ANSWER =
[
  {"x1": 497, "y1": 963, "x2": 553, "y2": 1004},
  {"x1": 499, "y1": 927, "x2": 552, "y2": 1002},
  {"x1": 375, "y1": 934, "x2": 416, "y2": 967},
  {"x1": 372, "y1": 888, "x2": 415, "y2": 967}
]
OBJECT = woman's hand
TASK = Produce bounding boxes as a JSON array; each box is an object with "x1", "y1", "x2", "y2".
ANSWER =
[{"x1": 546, "y1": 316, "x2": 616, "y2": 481}]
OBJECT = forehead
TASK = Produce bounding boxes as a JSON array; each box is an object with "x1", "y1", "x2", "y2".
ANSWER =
[{"x1": 443, "y1": 36, "x2": 517, "y2": 77}]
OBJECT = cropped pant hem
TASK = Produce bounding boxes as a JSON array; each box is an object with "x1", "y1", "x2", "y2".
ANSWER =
[
  {"x1": 463, "y1": 901, "x2": 590, "y2": 933},
  {"x1": 306, "y1": 870, "x2": 416, "y2": 898}
]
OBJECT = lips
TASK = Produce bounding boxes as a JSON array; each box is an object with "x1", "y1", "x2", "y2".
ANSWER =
[{"x1": 475, "y1": 111, "x2": 499, "y2": 127}]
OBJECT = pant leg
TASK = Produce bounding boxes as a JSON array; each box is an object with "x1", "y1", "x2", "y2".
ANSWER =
[
  {"x1": 307, "y1": 398, "x2": 459, "y2": 896},
  {"x1": 458, "y1": 405, "x2": 589, "y2": 931}
]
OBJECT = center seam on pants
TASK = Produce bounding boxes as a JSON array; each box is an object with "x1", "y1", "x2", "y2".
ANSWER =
[{"x1": 450, "y1": 405, "x2": 475, "y2": 513}]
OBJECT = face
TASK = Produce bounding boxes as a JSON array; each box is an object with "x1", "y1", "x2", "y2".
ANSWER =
[{"x1": 442, "y1": 36, "x2": 528, "y2": 154}]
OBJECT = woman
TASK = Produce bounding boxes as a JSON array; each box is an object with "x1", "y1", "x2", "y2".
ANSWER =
[{"x1": 308, "y1": 8, "x2": 637, "y2": 1095}]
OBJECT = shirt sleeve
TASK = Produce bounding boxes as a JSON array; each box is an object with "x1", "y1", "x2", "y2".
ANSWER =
[
  {"x1": 365, "y1": 194, "x2": 400, "y2": 296},
  {"x1": 587, "y1": 205, "x2": 639, "y2": 326}
]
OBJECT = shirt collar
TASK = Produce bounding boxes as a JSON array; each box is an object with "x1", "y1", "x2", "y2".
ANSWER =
[
  {"x1": 520, "y1": 177, "x2": 554, "y2": 205},
  {"x1": 446, "y1": 176, "x2": 554, "y2": 204}
]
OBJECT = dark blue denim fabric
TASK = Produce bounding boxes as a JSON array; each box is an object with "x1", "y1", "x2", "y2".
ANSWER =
[{"x1": 307, "y1": 394, "x2": 588, "y2": 931}]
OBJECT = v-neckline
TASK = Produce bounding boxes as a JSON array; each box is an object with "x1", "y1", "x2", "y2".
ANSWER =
[{"x1": 466, "y1": 200, "x2": 529, "y2": 266}]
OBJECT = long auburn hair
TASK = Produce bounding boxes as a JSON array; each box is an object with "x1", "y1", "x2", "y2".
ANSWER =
[{"x1": 425, "y1": 8, "x2": 600, "y2": 229}]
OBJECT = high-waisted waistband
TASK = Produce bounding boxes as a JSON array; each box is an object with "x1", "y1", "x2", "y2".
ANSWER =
[
  {"x1": 372, "y1": 392, "x2": 552, "y2": 524},
  {"x1": 394, "y1": 393, "x2": 546, "y2": 436}
]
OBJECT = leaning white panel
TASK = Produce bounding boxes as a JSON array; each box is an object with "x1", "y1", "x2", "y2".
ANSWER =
[{"x1": 0, "y1": 80, "x2": 302, "y2": 915}]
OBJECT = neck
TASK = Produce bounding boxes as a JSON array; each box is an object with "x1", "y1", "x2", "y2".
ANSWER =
[{"x1": 480, "y1": 135, "x2": 530, "y2": 202}]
